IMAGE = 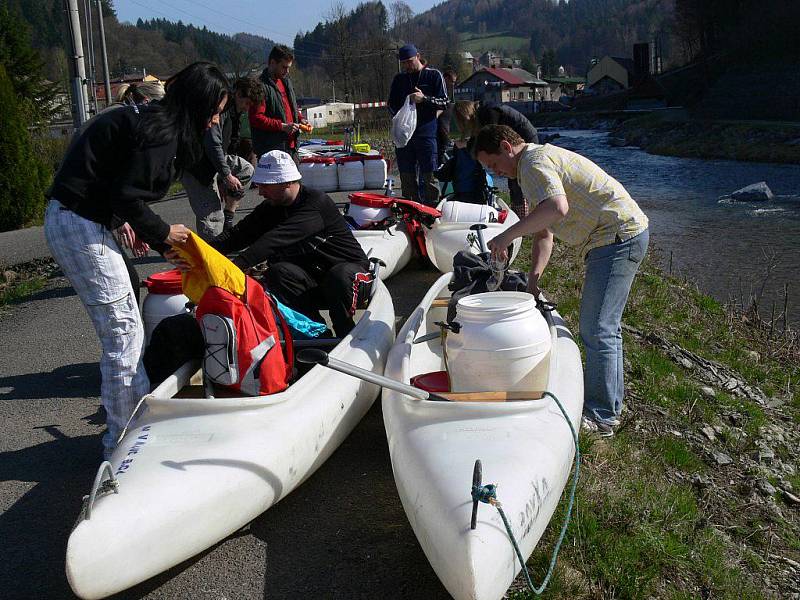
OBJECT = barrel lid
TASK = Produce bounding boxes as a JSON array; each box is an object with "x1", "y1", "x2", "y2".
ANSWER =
[
  {"x1": 349, "y1": 192, "x2": 395, "y2": 208},
  {"x1": 361, "y1": 154, "x2": 384, "y2": 161},
  {"x1": 144, "y1": 268, "x2": 183, "y2": 294},
  {"x1": 301, "y1": 156, "x2": 336, "y2": 164},
  {"x1": 336, "y1": 155, "x2": 364, "y2": 164}
]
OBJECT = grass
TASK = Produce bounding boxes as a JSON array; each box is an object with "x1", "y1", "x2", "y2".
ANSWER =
[
  {"x1": 460, "y1": 31, "x2": 529, "y2": 54},
  {"x1": 503, "y1": 238, "x2": 799, "y2": 598},
  {"x1": 0, "y1": 276, "x2": 46, "y2": 307},
  {"x1": 616, "y1": 114, "x2": 800, "y2": 164}
]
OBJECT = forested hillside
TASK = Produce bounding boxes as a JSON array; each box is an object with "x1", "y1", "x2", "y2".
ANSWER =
[
  {"x1": 415, "y1": 0, "x2": 677, "y2": 71},
  {"x1": 3, "y1": 0, "x2": 274, "y2": 84}
]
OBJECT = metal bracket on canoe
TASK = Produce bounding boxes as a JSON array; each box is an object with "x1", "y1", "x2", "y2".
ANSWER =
[
  {"x1": 470, "y1": 459, "x2": 500, "y2": 530},
  {"x1": 81, "y1": 461, "x2": 119, "y2": 520},
  {"x1": 470, "y1": 459, "x2": 482, "y2": 529}
]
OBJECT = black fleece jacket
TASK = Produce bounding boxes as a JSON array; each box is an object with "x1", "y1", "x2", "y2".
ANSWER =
[
  {"x1": 211, "y1": 185, "x2": 367, "y2": 275},
  {"x1": 47, "y1": 105, "x2": 174, "y2": 252}
]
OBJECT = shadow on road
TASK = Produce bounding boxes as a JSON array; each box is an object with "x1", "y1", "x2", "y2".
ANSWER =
[{"x1": 0, "y1": 362, "x2": 99, "y2": 400}]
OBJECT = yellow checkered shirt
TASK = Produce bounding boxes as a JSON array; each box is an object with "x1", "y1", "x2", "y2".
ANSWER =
[{"x1": 516, "y1": 143, "x2": 648, "y2": 257}]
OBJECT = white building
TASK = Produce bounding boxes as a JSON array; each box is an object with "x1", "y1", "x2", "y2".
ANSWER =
[{"x1": 304, "y1": 102, "x2": 355, "y2": 128}]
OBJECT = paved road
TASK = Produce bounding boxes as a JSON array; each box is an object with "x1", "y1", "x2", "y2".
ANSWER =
[{"x1": 0, "y1": 189, "x2": 449, "y2": 599}]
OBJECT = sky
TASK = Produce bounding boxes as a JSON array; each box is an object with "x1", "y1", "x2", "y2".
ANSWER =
[{"x1": 116, "y1": 0, "x2": 440, "y2": 46}]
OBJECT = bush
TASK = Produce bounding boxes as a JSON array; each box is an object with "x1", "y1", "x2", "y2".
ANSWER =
[{"x1": 0, "y1": 64, "x2": 47, "y2": 231}]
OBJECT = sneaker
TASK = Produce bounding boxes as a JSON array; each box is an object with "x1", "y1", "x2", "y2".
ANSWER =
[{"x1": 581, "y1": 415, "x2": 615, "y2": 437}]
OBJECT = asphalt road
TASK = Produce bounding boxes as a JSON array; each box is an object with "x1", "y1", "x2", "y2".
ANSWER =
[{"x1": 0, "y1": 189, "x2": 450, "y2": 599}]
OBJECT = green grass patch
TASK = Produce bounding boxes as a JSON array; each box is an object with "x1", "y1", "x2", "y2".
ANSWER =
[
  {"x1": 505, "y1": 232, "x2": 798, "y2": 597},
  {"x1": 460, "y1": 31, "x2": 528, "y2": 54},
  {"x1": 0, "y1": 276, "x2": 45, "y2": 307}
]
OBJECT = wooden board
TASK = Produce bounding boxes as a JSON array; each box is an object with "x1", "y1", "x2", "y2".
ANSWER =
[
  {"x1": 430, "y1": 298, "x2": 450, "y2": 308},
  {"x1": 439, "y1": 391, "x2": 544, "y2": 403}
]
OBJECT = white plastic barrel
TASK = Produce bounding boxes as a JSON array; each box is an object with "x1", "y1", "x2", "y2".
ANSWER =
[
  {"x1": 363, "y1": 156, "x2": 387, "y2": 189},
  {"x1": 446, "y1": 292, "x2": 551, "y2": 392},
  {"x1": 337, "y1": 158, "x2": 365, "y2": 191},
  {"x1": 439, "y1": 200, "x2": 498, "y2": 223},
  {"x1": 142, "y1": 270, "x2": 191, "y2": 344},
  {"x1": 300, "y1": 157, "x2": 338, "y2": 192}
]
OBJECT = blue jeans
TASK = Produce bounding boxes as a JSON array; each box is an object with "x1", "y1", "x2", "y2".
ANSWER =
[{"x1": 580, "y1": 229, "x2": 649, "y2": 425}]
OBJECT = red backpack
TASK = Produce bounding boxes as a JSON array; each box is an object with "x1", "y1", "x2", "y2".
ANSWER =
[{"x1": 195, "y1": 276, "x2": 293, "y2": 396}]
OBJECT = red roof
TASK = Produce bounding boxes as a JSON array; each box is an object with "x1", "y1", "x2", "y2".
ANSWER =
[{"x1": 483, "y1": 67, "x2": 527, "y2": 85}]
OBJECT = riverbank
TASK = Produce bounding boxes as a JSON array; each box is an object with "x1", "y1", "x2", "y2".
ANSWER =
[
  {"x1": 532, "y1": 112, "x2": 800, "y2": 165},
  {"x1": 513, "y1": 239, "x2": 799, "y2": 599}
]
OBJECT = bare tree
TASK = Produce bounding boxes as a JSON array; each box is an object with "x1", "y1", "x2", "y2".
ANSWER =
[{"x1": 390, "y1": 1, "x2": 414, "y2": 41}]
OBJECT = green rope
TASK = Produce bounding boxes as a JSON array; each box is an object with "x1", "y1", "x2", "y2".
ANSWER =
[{"x1": 471, "y1": 391, "x2": 580, "y2": 596}]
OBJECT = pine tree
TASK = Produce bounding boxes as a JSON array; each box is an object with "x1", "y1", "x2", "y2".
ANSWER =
[
  {"x1": 0, "y1": 6, "x2": 59, "y2": 123},
  {"x1": 0, "y1": 64, "x2": 47, "y2": 231}
]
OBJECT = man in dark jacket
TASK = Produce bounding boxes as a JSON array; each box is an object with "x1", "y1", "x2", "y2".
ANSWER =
[
  {"x1": 436, "y1": 69, "x2": 458, "y2": 165},
  {"x1": 388, "y1": 44, "x2": 448, "y2": 205},
  {"x1": 210, "y1": 151, "x2": 370, "y2": 337},
  {"x1": 249, "y1": 45, "x2": 308, "y2": 164}
]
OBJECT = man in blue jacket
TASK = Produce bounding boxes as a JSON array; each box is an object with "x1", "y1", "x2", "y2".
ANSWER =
[{"x1": 388, "y1": 44, "x2": 448, "y2": 205}]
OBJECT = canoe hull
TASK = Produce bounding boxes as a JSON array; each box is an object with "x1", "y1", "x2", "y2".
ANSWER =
[
  {"x1": 354, "y1": 224, "x2": 412, "y2": 280},
  {"x1": 66, "y1": 281, "x2": 396, "y2": 599},
  {"x1": 382, "y1": 274, "x2": 583, "y2": 600}
]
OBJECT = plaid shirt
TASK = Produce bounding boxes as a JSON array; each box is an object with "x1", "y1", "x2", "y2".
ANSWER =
[{"x1": 516, "y1": 144, "x2": 648, "y2": 257}]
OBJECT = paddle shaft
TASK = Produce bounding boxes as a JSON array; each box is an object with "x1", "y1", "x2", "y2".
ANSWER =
[{"x1": 297, "y1": 349, "x2": 448, "y2": 402}]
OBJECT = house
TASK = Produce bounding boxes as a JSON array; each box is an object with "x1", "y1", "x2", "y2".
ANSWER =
[
  {"x1": 94, "y1": 73, "x2": 166, "y2": 105},
  {"x1": 461, "y1": 51, "x2": 477, "y2": 72},
  {"x1": 586, "y1": 56, "x2": 636, "y2": 95},
  {"x1": 304, "y1": 102, "x2": 355, "y2": 128},
  {"x1": 542, "y1": 75, "x2": 586, "y2": 98},
  {"x1": 454, "y1": 67, "x2": 551, "y2": 104}
]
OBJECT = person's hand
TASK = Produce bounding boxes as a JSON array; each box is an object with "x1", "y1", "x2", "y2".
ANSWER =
[
  {"x1": 132, "y1": 239, "x2": 150, "y2": 258},
  {"x1": 164, "y1": 249, "x2": 192, "y2": 272},
  {"x1": 164, "y1": 224, "x2": 190, "y2": 246},
  {"x1": 409, "y1": 88, "x2": 425, "y2": 104},
  {"x1": 282, "y1": 122, "x2": 300, "y2": 135},
  {"x1": 225, "y1": 173, "x2": 243, "y2": 193},
  {"x1": 115, "y1": 222, "x2": 136, "y2": 249},
  {"x1": 487, "y1": 233, "x2": 510, "y2": 262}
]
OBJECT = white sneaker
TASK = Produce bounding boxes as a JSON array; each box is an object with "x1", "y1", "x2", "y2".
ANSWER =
[{"x1": 581, "y1": 415, "x2": 615, "y2": 437}]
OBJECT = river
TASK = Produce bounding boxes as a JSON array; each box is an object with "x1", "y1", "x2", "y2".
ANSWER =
[{"x1": 500, "y1": 129, "x2": 800, "y2": 328}]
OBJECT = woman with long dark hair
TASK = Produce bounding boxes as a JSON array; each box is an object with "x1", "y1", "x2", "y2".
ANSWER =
[{"x1": 45, "y1": 62, "x2": 230, "y2": 459}]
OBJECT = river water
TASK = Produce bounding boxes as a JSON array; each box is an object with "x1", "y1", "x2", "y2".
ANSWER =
[{"x1": 501, "y1": 129, "x2": 800, "y2": 327}]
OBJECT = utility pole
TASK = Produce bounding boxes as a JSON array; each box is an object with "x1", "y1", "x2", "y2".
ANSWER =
[
  {"x1": 96, "y1": 0, "x2": 112, "y2": 108},
  {"x1": 83, "y1": 0, "x2": 97, "y2": 115},
  {"x1": 64, "y1": 0, "x2": 89, "y2": 126}
]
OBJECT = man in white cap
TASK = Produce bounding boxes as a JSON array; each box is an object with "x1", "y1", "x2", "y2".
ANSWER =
[{"x1": 210, "y1": 150, "x2": 371, "y2": 336}]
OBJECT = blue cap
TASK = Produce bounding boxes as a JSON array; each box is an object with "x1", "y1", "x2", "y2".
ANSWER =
[{"x1": 397, "y1": 44, "x2": 418, "y2": 61}]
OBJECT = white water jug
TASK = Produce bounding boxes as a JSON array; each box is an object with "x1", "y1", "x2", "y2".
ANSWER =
[
  {"x1": 337, "y1": 157, "x2": 365, "y2": 191},
  {"x1": 446, "y1": 292, "x2": 551, "y2": 392},
  {"x1": 363, "y1": 156, "x2": 387, "y2": 189},
  {"x1": 142, "y1": 269, "x2": 191, "y2": 344},
  {"x1": 439, "y1": 200, "x2": 498, "y2": 223},
  {"x1": 300, "y1": 157, "x2": 338, "y2": 192}
]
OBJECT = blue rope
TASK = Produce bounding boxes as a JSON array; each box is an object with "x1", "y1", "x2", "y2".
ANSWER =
[{"x1": 471, "y1": 391, "x2": 580, "y2": 596}]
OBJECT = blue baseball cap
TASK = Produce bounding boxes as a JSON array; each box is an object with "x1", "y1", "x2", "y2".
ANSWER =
[{"x1": 397, "y1": 44, "x2": 419, "y2": 61}]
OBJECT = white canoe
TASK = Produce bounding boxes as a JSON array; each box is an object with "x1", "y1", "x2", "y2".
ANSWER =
[
  {"x1": 382, "y1": 273, "x2": 583, "y2": 600},
  {"x1": 66, "y1": 280, "x2": 396, "y2": 599},
  {"x1": 424, "y1": 199, "x2": 522, "y2": 273},
  {"x1": 354, "y1": 223, "x2": 412, "y2": 280}
]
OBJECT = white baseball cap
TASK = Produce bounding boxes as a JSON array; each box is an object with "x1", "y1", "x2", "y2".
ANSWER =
[{"x1": 252, "y1": 150, "x2": 302, "y2": 184}]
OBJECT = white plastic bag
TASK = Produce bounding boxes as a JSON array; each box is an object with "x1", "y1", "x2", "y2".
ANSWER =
[{"x1": 391, "y1": 95, "x2": 417, "y2": 148}]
